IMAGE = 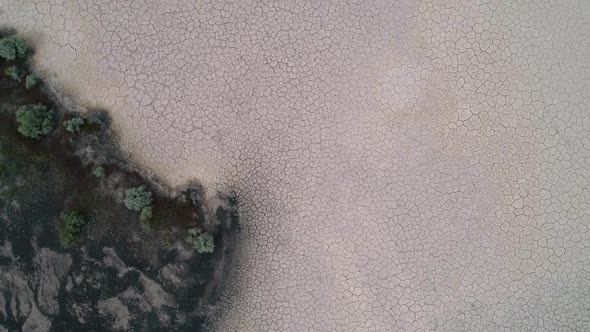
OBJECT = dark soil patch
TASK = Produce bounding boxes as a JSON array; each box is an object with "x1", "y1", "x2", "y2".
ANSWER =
[{"x1": 0, "y1": 30, "x2": 241, "y2": 331}]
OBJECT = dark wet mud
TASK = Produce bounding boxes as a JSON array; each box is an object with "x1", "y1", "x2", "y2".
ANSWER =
[{"x1": 0, "y1": 32, "x2": 239, "y2": 331}]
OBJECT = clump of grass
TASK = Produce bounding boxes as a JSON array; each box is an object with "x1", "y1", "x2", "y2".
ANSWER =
[
  {"x1": 63, "y1": 117, "x2": 85, "y2": 133},
  {"x1": 15, "y1": 103, "x2": 55, "y2": 139},
  {"x1": 93, "y1": 166, "x2": 106, "y2": 178},
  {"x1": 4, "y1": 65, "x2": 25, "y2": 81},
  {"x1": 25, "y1": 74, "x2": 39, "y2": 89},
  {"x1": 186, "y1": 228, "x2": 215, "y2": 253},
  {"x1": 60, "y1": 211, "x2": 87, "y2": 247},
  {"x1": 0, "y1": 35, "x2": 30, "y2": 60},
  {"x1": 140, "y1": 205, "x2": 153, "y2": 222}
]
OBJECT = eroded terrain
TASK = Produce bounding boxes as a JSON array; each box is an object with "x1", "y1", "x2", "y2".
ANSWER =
[{"x1": 1, "y1": 0, "x2": 589, "y2": 331}]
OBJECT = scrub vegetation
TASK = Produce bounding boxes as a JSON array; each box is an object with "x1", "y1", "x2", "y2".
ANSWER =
[
  {"x1": 63, "y1": 116, "x2": 85, "y2": 133},
  {"x1": 25, "y1": 73, "x2": 39, "y2": 89},
  {"x1": 60, "y1": 211, "x2": 88, "y2": 247},
  {"x1": 125, "y1": 185, "x2": 155, "y2": 225},
  {"x1": 93, "y1": 166, "x2": 106, "y2": 177},
  {"x1": 0, "y1": 30, "x2": 236, "y2": 254},
  {"x1": 124, "y1": 185, "x2": 153, "y2": 211},
  {"x1": 5, "y1": 64, "x2": 24, "y2": 81},
  {"x1": 16, "y1": 103, "x2": 55, "y2": 139},
  {"x1": 0, "y1": 35, "x2": 29, "y2": 60},
  {"x1": 186, "y1": 228, "x2": 215, "y2": 253},
  {"x1": 0, "y1": 28, "x2": 240, "y2": 332}
]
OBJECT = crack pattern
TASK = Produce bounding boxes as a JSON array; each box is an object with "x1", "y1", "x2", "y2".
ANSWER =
[{"x1": 1, "y1": 0, "x2": 589, "y2": 330}]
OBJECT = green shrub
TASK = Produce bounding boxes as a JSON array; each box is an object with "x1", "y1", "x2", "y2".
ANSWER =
[
  {"x1": 63, "y1": 117, "x2": 85, "y2": 133},
  {"x1": 93, "y1": 166, "x2": 106, "y2": 178},
  {"x1": 0, "y1": 36, "x2": 30, "y2": 60},
  {"x1": 25, "y1": 74, "x2": 39, "y2": 89},
  {"x1": 124, "y1": 185, "x2": 152, "y2": 211},
  {"x1": 140, "y1": 206, "x2": 153, "y2": 222},
  {"x1": 4, "y1": 65, "x2": 25, "y2": 81},
  {"x1": 15, "y1": 104, "x2": 55, "y2": 139},
  {"x1": 60, "y1": 211, "x2": 87, "y2": 247},
  {"x1": 186, "y1": 228, "x2": 215, "y2": 253}
]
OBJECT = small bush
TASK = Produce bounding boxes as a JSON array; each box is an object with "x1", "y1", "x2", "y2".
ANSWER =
[
  {"x1": 25, "y1": 74, "x2": 39, "y2": 89},
  {"x1": 93, "y1": 166, "x2": 106, "y2": 178},
  {"x1": 124, "y1": 185, "x2": 152, "y2": 211},
  {"x1": 186, "y1": 228, "x2": 215, "y2": 253},
  {"x1": 60, "y1": 211, "x2": 87, "y2": 247},
  {"x1": 4, "y1": 65, "x2": 25, "y2": 81},
  {"x1": 64, "y1": 117, "x2": 85, "y2": 133},
  {"x1": 140, "y1": 206, "x2": 153, "y2": 222},
  {"x1": 0, "y1": 36, "x2": 30, "y2": 60},
  {"x1": 15, "y1": 104, "x2": 55, "y2": 139}
]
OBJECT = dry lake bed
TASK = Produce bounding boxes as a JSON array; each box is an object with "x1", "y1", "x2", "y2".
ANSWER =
[{"x1": 1, "y1": 0, "x2": 589, "y2": 331}]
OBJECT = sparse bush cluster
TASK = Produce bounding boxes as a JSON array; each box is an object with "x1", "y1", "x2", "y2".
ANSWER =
[
  {"x1": 60, "y1": 211, "x2": 87, "y2": 247},
  {"x1": 1, "y1": 35, "x2": 42, "y2": 89},
  {"x1": 15, "y1": 103, "x2": 55, "y2": 139},
  {"x1": 1, "y1": 36, "x2": 52, "y2": 139},
  {"x1": 2, "y1": 32, "x2": 224, "y2": 263},
  {"x1": 186, "y1": 228, "x2": 215, "y2": 253},
  {"x1": 124, "y1": 185, "x2": 154, "y2": 222}
]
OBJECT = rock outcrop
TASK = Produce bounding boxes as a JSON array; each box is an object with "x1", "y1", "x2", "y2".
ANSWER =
[{"x1": 35, "y1": 249, "x2": 72, "y2": 316}]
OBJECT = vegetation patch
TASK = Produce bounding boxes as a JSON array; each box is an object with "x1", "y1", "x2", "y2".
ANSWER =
[
  {"x1": 0, "y1": 29, "x2": 240, "y2": 330},
  {"x1": 0, "y1": 35, "x2": 29, "y2": 60},
  {"x1": 186, "y1": 228, "x2": 215, "y2": 253},
  {"x1": 0, "y1": 30, "x2": 236, "y2": 253},
  {"x1": 60, "y1": 211, "x2": 88, "y2": 247},
  {"x1": 124, "y1": 185, "x2": 153, "y2": 211},
  {"x1": 93, "y1": 165, "x2": 106, "y2": 178},
  {"x1": 25, "y1": 73, "x2": 39, "y2": 89},
  {"x1": 139, "y1": 205, "x2": 153, "y2": 221},
  {"x1": 5, "y1": 64, "x2": 25, "y2": 81},
  {"x1": 15, "y1": 103, "x2": 55, "y2": 139},
  {"x1": 63, "y1": 116, "x2": 85, "y2": 133}
]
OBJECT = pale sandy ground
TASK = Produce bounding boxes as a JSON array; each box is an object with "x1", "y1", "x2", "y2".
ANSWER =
[{"x1": 2, "y1": 0, "x2": 590, "y2": 330}]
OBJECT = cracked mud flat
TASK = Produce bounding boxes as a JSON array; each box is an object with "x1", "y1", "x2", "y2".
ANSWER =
[{"x1": 2, "y1": 0, "x2": 589, "y2": 331}]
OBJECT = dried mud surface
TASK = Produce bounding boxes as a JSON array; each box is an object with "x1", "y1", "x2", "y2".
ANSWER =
[{"x1": 2, "y1": 1, "x2": 589, "y2": 330}]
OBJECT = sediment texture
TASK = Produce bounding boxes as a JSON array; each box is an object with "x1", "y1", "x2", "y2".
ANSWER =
[{"x1": 1, "y1": 0, "x2": 589, "y2": 330}]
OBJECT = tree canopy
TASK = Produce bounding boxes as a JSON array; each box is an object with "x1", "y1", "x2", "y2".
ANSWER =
[
  {"x1": 186, "y1": 228, "x2": 215, "y2": 253},
  {"x1": 0, "y1": 36, "x2": 30, "y2": 60},
  {"x1": 15, "y1": 104, "x2": 55, "y2": 139},
  {"x1": 124, "y1": 185, "x2": 153, "y2": 211}
]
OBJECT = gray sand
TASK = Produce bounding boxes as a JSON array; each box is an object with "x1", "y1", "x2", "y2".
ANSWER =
[{"x1": 2, "y1": 0, "x2": 589, "y2": 330}]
